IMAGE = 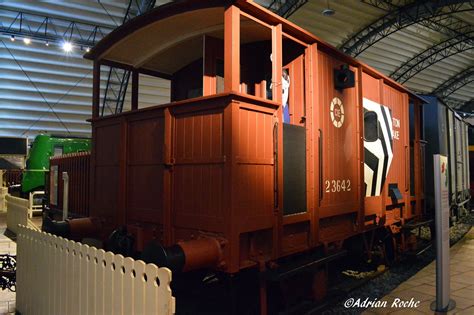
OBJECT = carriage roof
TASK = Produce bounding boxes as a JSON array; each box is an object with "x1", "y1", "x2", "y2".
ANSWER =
[{"x1": 84, "y1": 0, "x2": 423, "y2": 102}]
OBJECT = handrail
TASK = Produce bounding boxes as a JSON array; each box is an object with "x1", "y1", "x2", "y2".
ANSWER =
[{"x1": 318, "y1": 129, "x2": 323, "y2": 205}]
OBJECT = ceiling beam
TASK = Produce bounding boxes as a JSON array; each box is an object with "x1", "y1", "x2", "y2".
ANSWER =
[
  {"x1": 0, "y1": 7, "x2": 114, "y2": 47},
  {"x1": 457, "y1": 98, "x2": 474, "y2": 113},
  {"x1": 0, "y1": 0, "x2": 157, "y2": 48},
  {"x1": 444, "y1": 96, "x2": 473, "y2": 109},
  {"x1": 267, "y1": 0, "x2": 308, "y2": 18},
  {"x1": 340, "y1": 0, "x2": 474, "y2": 57},
  {"x1": 361, "y1": 0, "x2": 473, "y2": 40},
  {"x1": 433, "y1": 66, "x2": 474, "y2": 99},
  {"x1": 390, "y1": 30, "x2": 474, "y2": 83}
]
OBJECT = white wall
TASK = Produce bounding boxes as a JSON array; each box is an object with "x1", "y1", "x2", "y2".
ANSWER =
[{"x1": 0, "y1": 1, "x2": 171, "y2": 139}]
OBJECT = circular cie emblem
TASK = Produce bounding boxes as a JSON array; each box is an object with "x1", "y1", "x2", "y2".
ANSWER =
[{"x1": 330, "y1": 97, "x2": 344, "y2": 128}]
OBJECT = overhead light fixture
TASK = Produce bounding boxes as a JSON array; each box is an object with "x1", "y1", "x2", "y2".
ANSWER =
[
  {"x1": 322, "y1": 0, "x2": 335, "y2": 16},
  {"x1": 85, "y1": 47, "x2": 91, "y2": 53},
  {"x1": 45, "y1": 41, "x2": 50, "y2": 46},
  {"x1": 10, "y1": 35, "x2": 15, "y2": 42},
  {"x1": 62, "y1": 41, "x2": 73, "y2": 52},
  {"x1": 23, "y1": 37, "x2": 31, "y2": 45}
]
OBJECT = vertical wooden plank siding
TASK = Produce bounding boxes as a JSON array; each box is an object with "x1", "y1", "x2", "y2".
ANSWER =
[
  {"x1": 224, "y1": 99, "x2": 235, "y2": 271},
  {"x1": 119, "y1": 118, "x2": 128, "y2": 226},
  {"x1": 305, "y1": 43, "x2": 318, "y2": 245},
  {"x1": 50, "y1": 153, "x2": 91, "y2": 218}
]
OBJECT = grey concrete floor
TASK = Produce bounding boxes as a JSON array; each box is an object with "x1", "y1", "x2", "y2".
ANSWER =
[{"x1": 363, "y1": 227, "x2": 474, "y2": 315}]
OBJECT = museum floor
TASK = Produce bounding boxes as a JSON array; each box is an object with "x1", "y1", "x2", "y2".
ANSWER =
[{"x1": 364, "y1": 227, "x2": 474, "y2": 315}]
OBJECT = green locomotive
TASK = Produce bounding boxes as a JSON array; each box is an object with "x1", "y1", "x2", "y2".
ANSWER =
[{"x1": 21, "y1": 134, "x2": 91, "y2": 193}]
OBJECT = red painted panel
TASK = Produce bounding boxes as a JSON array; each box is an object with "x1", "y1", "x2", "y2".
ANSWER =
[
  {"x1": 127, "y1": 165, "x2": 164, "y2": 223},
  {"x1": 174, "y1": 110, "x2": 223, "y2": 162},
  {"x1": 94, "y1": 124, "x2": 120, "y2": 166},
  {"x1": 361, "y1": 72, "x2": 382, "y2": 104},
  {"x1": 362, "y1": 73, "x2": 410, "y2": 225},
  {"x1": 234, "y1": 106, "x2": 275, "y2": 232},
  {"x1": 93, "y1": 166, "x2": 119, "y2": 220},
  {"x1": 128, "y1": 118, "x2": 164, "y2": 163},
  {"x1": 235, "y1": 164, "x2": 274, "y2": 232},
  {"x1": 91, "y1": 123, "x2": 121, "y2": 222},
  {"x1": 236, "y1": 106, "x2": 274, "y2": 162},
  {"x1": 127, "y1": 118, "x2": 165, "y2": 225},
  {"x1": 172, "y1": 109, "x2": 226, "y2": 233},
  {"x1": 173, "y1": 164, "x2": 224, "y2": 230},
  {"x1": 317, "y1": 51, "x2": 360, "y2": 218},
  {"x1": 382, "y1": 84, "x2": 409, "y2": 213}
]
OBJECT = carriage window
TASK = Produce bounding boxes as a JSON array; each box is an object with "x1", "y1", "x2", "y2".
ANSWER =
[
  {"x1": 364, "y1": 111, "x2": 378, "y2": 142},
  {"x1": 172, "y1": 54, "x2": 203, "y2": 101}
]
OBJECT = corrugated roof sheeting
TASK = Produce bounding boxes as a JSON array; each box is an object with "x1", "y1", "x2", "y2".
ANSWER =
[
  {"x1": 290, "y1": 0, "x2": 378, "y2": 47},
  {"x1": 0, "y1": 0, "x2": 170, "y2": 139},
  {"x1": 290, "y1": 0, "x2": 473, "y2": 107}
]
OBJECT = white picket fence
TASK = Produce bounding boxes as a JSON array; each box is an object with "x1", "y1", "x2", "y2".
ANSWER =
[
  {"x1": 0, "y1": 187, "x2": 7, "y2": 212},
  {"x1": 16, "y1": 226, "x2": 175, "y2": 315},
  {"x1": 6, "y1": 195, "x2": 29, "y2": 235}
]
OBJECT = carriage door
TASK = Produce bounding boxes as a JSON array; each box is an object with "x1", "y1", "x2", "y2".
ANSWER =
[
  {"x1": 282, "y1": 45, "x2": 307, "y2": 216},
  {"x1": 317, "y1": 53, "x2": 360, "y2": 222}
]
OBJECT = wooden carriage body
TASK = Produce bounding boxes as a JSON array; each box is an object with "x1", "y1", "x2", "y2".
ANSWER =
[{"x1": 85, "y1": 0, "x2": 425, "y2": 273}]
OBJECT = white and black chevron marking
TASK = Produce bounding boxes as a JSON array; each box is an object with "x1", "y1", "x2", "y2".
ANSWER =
[{"x1": 363, "y1": 98, "x2": 393, "y2": 197}]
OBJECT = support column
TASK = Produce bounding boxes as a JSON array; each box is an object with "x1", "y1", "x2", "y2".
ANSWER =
[
  {"x1": 132, "y1": 70, "x2": 139, "y2": 111},
  {"x1": 272, "y1": 24, "x2": 283, "y2": 103},
  {"x1": 92, "y1": 61, "x2": 101, "y2": 118},
  {"x1": 272, "y1": 24, "x2": 283, "y2": 259},
  {"x1": 414, "y1": 100, "x2": 423, "y2": 216},
  {"x1": 224, "y1": 5, "x2": 240, "y2": 92}
]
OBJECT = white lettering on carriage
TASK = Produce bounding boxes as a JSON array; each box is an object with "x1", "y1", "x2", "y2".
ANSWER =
[{"x1": 392, "y1": 117, "x2": 400, "y2": 140}]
